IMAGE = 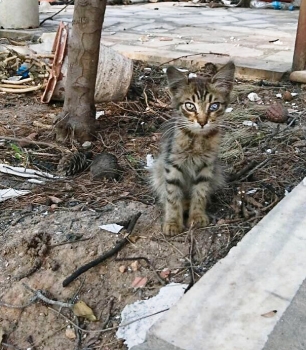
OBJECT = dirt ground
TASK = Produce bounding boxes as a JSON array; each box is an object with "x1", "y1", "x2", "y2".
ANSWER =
[{"x1": 1, "y1": 61, "x2": 306, "y2": 350}]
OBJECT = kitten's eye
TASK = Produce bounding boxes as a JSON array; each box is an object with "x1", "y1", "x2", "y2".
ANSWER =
[
  {"x1": 209, "y1": 102, "x2": 220, "y2": 112},
  {"x1": 184, "y1": 102, "x2": 196, "y2": 112}
]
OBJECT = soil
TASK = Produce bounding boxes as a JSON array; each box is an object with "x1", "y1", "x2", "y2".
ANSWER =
[{"x1": 1, "y1": 61, "x2": 306, "y2": 350}]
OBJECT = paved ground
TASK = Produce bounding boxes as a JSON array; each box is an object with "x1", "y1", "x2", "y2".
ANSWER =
[{"x1": 0, "y1": 3, "x2": 299, "y2": 80}]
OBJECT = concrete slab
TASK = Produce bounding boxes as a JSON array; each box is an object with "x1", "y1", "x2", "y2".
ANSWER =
[
  {"x1": 0, "y1": 3, "x2": 299, "y2": 81},
  {"x1": 131, "y1": 178, "x2": 306, "y2": 350}
]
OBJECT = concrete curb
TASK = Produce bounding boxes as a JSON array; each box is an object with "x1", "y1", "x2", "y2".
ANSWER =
[{"x1": 131, "y1": 178, "x2": 306, "y2": 350}]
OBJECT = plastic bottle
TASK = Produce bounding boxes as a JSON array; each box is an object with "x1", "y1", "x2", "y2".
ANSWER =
[{"x1": 250, "y1": 0, "x2": 294, "y2": 9}]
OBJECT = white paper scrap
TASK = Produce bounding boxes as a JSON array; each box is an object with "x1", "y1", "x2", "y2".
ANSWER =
[
  {"x1": 0, "y1": 164, "x2": 61, "y2": 182},
  {"x1": 0, "y1": 188, "x2": 31, "y2": 202},
  {"x1": 99, "y1": 223, "x2": 124, "y2": 234},
  {"x1": 116, "y1": 283, "x2": 188, "y2": 349},
  {"x1": 145, "y1": 154, "x2": 154, "y2": 169}
]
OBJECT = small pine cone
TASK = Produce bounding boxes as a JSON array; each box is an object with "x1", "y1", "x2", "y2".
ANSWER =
[
  {"x1": 57, "y1": 151, "x2": 92, "y2": 176},
  {"x1": 266, "y1": 103, "x2": 288, "y2": 123}
]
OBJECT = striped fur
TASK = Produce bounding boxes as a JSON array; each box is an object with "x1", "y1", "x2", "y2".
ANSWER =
[{"x1": 150, "y1": 61, "x2": 235, "y2": 236}]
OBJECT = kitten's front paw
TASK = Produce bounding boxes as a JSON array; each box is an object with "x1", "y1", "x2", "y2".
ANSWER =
[
  {"x1": 163, "y1": 222, "x2": 182, "y2": 236},
  {"x1": 188, "y1": 213, "x2": 209, "y2": 228}
]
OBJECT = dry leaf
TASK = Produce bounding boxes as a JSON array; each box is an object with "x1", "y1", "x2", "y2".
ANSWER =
[
  {"x1": 65, "y1": 327, "x2": 76, "y2": 339},
  {"x1": 261, "y1": 310, "x2": 277, "y2": 318},
  {"x1": 131, "y1": 276, "x2": 148, "y2": 289},
  {"x1": 73, "y1": 301, "x2": 97, "y2": 322},
  {"x1": 128, "y1": 236, "x2": 140, "y2": 244},
  {"x1": 131, "y1": 260, "x2": 140, "y2": 271}
]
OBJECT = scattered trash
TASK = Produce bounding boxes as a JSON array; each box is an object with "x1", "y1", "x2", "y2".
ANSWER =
[
  {"x1": 266, "y1": 149, "x2": 272, "y2": 154},
  {"x1": 225, "y1": 107, "x2": 233, "y2": 113},
  {"x1": 95, "y1": 111, "x2": 105, "y2": 120},
  {"x1": 72, "y1": 300, "x2": 97, "y2": 322},
  {"x1": 261, "y1": 310, "x2": 277, "y2": 318},
  {"x1": 144, "y1": 67, "x2": 152, "y2": 73},
  {"x1": 0, "y1": 188, "x2": 31, "y2": 202},
  {"x1": 276, "y1": 93, "x2": 282, "y2": 98},
  {"x1": 188, "y1": 73, "x2": 197, "y2": 79},
  {"x1": 0, "y1": 164, "x2": 61, "y2": 184},
  {"x1": 145, "y1": 154, "x2": 154, "y2": 169},
  {"x1": 116, "y1": 283, "x2": 187, "y2": 349},
  {"x1": 131, "y1": 276, "x2": 148, "y2": 289},
  {"x1": 246, "y1": 189, "x2": 258, "y2": 195},
  {"x1": 243, "y1": 121, "x2": 258, "y2": 129},
  {"x1": 82, "y1": 141, "x2": 92, "y2": 149},
  {"x1": 247, "y1": 92, "x2": 261, "y2": 102},
  {"x1": 291, "y1": 92, "x2": 298, "y2": 97},
  {"x1": 99, "y1": 223, "x2": 124, "y2": 234},
  {"x1": 250, "y1": 0, "x2": 294, "y2": 10}
]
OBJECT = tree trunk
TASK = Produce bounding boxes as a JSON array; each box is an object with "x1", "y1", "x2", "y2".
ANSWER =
[{"x1": 55, "y1": 0, "x2": 107, "y2": 143}]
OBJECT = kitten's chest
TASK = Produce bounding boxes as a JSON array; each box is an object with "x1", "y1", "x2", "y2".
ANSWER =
[{"x1": 171, "y1": 133, "x2": 219, "y2": 165}]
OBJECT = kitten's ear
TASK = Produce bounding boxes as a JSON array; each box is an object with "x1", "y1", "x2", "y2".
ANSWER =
[
  {"x1": 211, "y1": 61, "x2": 235, "y2": 94},
  {"x1": 166, "y1": 66, "x2": 187, "y2": 95}
]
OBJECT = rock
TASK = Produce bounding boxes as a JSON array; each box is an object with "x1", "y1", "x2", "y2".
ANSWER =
[
  {"x1": 119, "y1": 265, "x2": 127, "y2": 273},
  {"x1": 131, "y1": 260, "x2": 140, "y2": 272},
  {"x1": 82, "y1": 141, "x2": 92, "y2": 149},
  {"x1": 283, "y1": 91, "x2": 293, "y2": 102},
  {"x1": 90, "y1": 152, "x2": 120, "y2": 181},
  {"x1": 65, "y1": 327, "x2": 76, "y2": 339},
  {"x1": 266, "y1": 103, "x2": 288, "y2": 123},
  {"x1": 290, "y1": 70, "x2": 306, "y2": 83}
]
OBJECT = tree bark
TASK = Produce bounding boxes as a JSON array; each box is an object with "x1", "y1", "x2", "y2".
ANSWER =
[{"x1": 55, "y1": 0, "x2": 106, "y2": 143}]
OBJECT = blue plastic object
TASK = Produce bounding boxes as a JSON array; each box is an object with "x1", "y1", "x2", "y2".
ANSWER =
[{"x1": 16, "y1": 63, "x2": 30, "y2": 78}]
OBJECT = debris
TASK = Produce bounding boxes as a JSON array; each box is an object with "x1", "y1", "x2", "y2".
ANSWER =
[
  {"x1": 276, "y1": 93, "x2": 282, "y2": 98},
  {"x1": 188, "y1": 73, "x2": 197, "y2": 79},
  {"x1": 65, "y1": 326, "x2": 76, "y2": 340},
  {"x1": 0, "y1": 164, "x2": 60, "y2": 183},
  {"x1": 131, "y1": 276, "x2": 147, "y2": 289},
  {"x1": 225, "y1": 107, "x2": 233, "y2": 113},
  {"x1": 261, "y1": 310, "x2": 277, "y2": 318},
  {"x1": 99, "y1": 223, "x2": 124, "y2": 234},
  {"x1": 95, "y1": 111, "x2": 105, "y2": 120},
  {"x1": 116, "y1": 283, "x2": 187, "y2": 349},
  {"x1": 247, "y1": 92, "x2": 261, "y2": 102},
  {"x1": 73, "y1": 300, "x2": 97, "y2": 322},
  {"x1": 62, "y1": 212, "x2": 142, "y2": 287},
  {"x1": 266, "y1": 103, "x2": 288, "y2": 123},
  {"x1": 119, "y1": 265, "x2": 127, "y2": 273},
  {"x1": 145, "y1": 154, "x2": 154, "y2": 169},
  {"x1": 131, "y1": 260, "x2": 140, "y2": 272},
  {"x1": 160, "y1": 268, "x2": 171, "y2": 280},
  {"x1": 242, "y1": 121, "x2": 258, "y2": 129},
  {"x1": 0, "y1": 188, "x2": 31, "y2": 202},
  {"x1": 90, "y1": 152, "x2": 120, "y2": 180}
]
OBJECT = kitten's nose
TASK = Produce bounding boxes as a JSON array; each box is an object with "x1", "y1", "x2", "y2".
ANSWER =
[{"x1": 198, "y1": 120, "x2": 205, "y2": 128}]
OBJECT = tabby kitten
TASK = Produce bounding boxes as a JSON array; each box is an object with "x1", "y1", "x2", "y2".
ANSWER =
[{"x1": 150, "y1": 61, "x2": 235, "y2": 236}]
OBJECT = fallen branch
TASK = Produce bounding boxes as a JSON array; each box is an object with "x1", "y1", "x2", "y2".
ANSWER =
[
  {"x1": 62, "y1": 212, "x2": 142, "y2": 287},
  {"x1": 0, "y1": 84, "x2": 43, "y2": 93},
  {"x1": 0, "y1": 136, "x2": 67, "y2": 152}
]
